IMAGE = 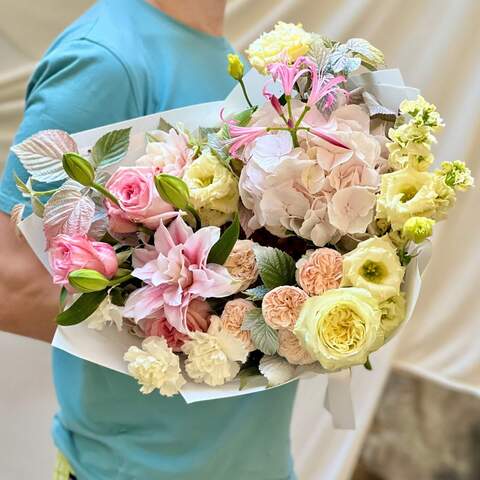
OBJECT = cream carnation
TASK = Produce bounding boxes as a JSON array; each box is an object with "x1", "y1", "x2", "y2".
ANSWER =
[
  {"x1": 278, "y1": 329, "x2": 315, "y2": 365},
  {"x1": 294, "y1": 287, "x2": 381, "y2": 370},
  {"x1": 262, "y1": 286, "x2": 308, "y2": 330},
  {"x1": 341, "y1": 236, "x2": 405, "y2": 302},
  {"x1": 124, "y1": 337, "x2": 186, "y2": 396},
  {"x1": 220, "y1": 299, "x2": 256, "y2": 351},
  {"x1": 296, "y1": 248, "x2": 343, "y2": 296},
  {"x1": 87, "y1": 296, "x2": 124, "y2": 331},
  {"x1": 224, "y1": 240, "x2": 259, "y2": 291},
  {"x1": 246, "y1": 22, "x2": 312, "y2": 74},
  {"x1": 182, "y1": 316, "x2": 248, "y2": 386}
]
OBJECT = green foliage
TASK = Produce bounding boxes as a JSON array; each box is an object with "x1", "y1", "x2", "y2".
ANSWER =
[{"x1": 253, "y1": 245, "x2": 296, "y2": 289}]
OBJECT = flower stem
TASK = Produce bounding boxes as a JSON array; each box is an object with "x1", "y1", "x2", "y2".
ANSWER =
[
  {"x1": 238, "y1": 78, "x2": 253, "y2": 108},
  {"x1": 186, "y1": 204, "x2": 202, "y2": 230},
  {"x1": 295, "y1": 106, "x2": 311, "y2": 128},
  {"x1": 93, "y1": 182, "x2": 120, "y2": 206},
  {"x1": 285, "y1": 96, "x2": 300, "y2": 147},
  {"x1": 108, "y1": 274, "x2": 133, "y2": 287}
]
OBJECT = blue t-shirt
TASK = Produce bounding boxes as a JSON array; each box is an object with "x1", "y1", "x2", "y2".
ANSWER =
[{"x1": 0, "y1": 1, "x2": 298, "y2": 479}]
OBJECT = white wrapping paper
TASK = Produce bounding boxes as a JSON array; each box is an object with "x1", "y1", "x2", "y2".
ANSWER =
[{"x1": 18, "y1": 68, "x2": 429, "y2": 427}]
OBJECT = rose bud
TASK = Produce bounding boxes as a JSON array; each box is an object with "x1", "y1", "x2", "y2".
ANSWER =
[
  {"x1": 62, "y1": 152, "x2": 95, "y2": 187},
  {"x1": 68, "y1": 269, "x2": 110, "y2": 293}
]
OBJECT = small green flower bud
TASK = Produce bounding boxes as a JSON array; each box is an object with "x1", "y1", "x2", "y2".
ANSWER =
[
  {"x1": 154, "y1": 173, "x2": 190, "y2": 210},
  {"x1": 63, "y1": 153, "x2": 95, "y2": 187},
  {"x1": 436, "y1": 160, "x2": 474, "y2": 191},
  {"x1": 402, "y1": 216, "x2": 435, "y2": 244},
  {"x1": 227, "y1": 53, "x2": 244, "y2": 81},
  {"x1": 68, "y1": 269, "x2": 110, "y2": 293}
]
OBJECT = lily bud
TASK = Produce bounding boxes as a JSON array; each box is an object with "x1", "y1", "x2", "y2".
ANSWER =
[
  {"x1": 63, "y1": 153, "x2": 95, "y2": 187},
  {"x1": 227, "y1": 54, "x2": 244, "y2": 81},
  {"x1": 68, "y1": 269, "x2": 110, "y2": 293},
  {"x1": 154, "y1": 174, "x2": 190, "y2": 210},
  {"x1": 402, "y1": 216, "x2": 435, "y2": 244}
]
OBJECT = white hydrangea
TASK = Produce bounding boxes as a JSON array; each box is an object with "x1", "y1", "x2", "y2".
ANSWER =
[
  {"x1": 87, "y1": 296, "x2": 124, "y2": 331},
  {"x1": 124, "y1": 337, "x2": 186, "y2": 396},
  {"x1": 182, "y1": 316, "x2": 248, "y2": 387}
]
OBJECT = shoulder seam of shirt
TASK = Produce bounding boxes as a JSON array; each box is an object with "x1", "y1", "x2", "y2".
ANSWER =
[{"x1": 74, "y1": 36, "x2": 142, "y2": 117}]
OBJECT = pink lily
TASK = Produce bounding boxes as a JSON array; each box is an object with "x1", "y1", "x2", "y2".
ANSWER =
[
  {"x1": 267, "y1": 61, "x2": 309, "y2": 97},
  {"x1": 123, "y1": 217, "x2": 237, "y2": 333}
]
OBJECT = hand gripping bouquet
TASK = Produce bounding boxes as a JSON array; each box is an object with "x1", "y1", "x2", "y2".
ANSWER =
[{"x1": 13, "y1": 22, "x2": 473, "y2": 422}]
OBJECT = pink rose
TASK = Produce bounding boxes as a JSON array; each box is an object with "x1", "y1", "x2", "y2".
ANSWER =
[
  {"x1": 105, "y1": 166, "x2": 176, "y2": 233},
  {"x1": 262, "y1": 286, "x2": 308, "y2": 330},
  {"x1": 278, "y1": 329, "x2": 315, "y2": 365},
  {"x1": 48, "y1": 234, "x2": 118, "y2": 287},
  {"x1": 140, "y1": 299, "x2": 211, "y2": 352}
]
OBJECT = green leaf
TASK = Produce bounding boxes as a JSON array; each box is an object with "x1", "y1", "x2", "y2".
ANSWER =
[
  {"x1": 345, "y1": 38, "x2": 385, "y2": 70},
  {"x1": 31, "y1": 195, "x2": 45, "y2": 217},
  {"x1": 244, "y1": 285, "x2": 270, "y2": 301},
  {"x1": 14, "y1": 173, "x2": 31, "y2": 195},
  {"x1": 92, "y1": 128, "x2": 131, "y2": 167},
  {"x1": 59, "y1": 287, "x2": 69, "y2": 312},
  {"x1": 145, "y1": 132, "x2": 162, "y2": 143},
  {"x1": 241, "y1": 308, "x2": 279, "y2": 355},
  {"x1": 238, "y1": 366, "x2": 262, "y2": 390},
  {"x1": 364, "y1": 357, "x2": 373, "y2": 370},
  {"x1": 198, "y1": 127, "x2": 219, "y2": 143},
  {"x1": 207, "y1": 133, "x2": 231, "y2": 166},
  {"x1": 207, "y1": 213, "x2": 240, "y2": 265},
  {"x1": 56, "y1": 290, "x2": 107, "y2": 326},
  {"x1": 157, "y1": 117, "x2": 175, "y2": 133},
  {"x1": 233, "y1": 106, "x2": 257, "y2": 126},
  {"x1": 253, "y1": 245, "x2": 296, "y2": 290}
]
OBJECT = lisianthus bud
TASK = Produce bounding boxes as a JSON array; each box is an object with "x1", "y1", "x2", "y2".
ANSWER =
[
  {"x1": 402, "y1": 216, "x2": 435, "y2": 244},
  {"x1": 227, "y1": 53, "x2": 244, "y2": 81},
  {"x1": 68, "y1": 268, "x2": 110, "y2": 292},
  {"x1": 62, "y1": 153, "x2": 95, "y2": 187},
  {"x1": 154, "y1": 174, "x2": 190, "y2": 210}
]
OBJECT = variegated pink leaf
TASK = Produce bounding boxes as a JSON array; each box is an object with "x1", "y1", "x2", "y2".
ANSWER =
[
  {"x1": 11, "y1": 130, "x2": 78, "y2": 183},
  {"x1": 43, "y1": 187, "x2": 95, "y2": 243}
]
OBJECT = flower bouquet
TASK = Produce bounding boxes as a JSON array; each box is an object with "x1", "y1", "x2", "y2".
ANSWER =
[{"x1": 13, "y1": 23, "x2": 473, "y2": 421}]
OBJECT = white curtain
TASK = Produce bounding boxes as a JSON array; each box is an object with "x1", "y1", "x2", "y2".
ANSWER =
[{"x1": 1, "y1": 1, "x2": 479, "y2": 479}]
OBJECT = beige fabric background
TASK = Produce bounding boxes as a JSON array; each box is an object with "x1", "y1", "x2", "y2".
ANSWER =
[{"x1": 0, "y1": 1, "x2": 479, "y2": 479}]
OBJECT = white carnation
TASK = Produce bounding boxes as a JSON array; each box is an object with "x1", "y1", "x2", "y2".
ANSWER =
[
  {"x1": 124, "y1": 337, "x2": 186, "y2": 396},
  {"x1": 182, "y1": 316, "x2": 248, "y2": 387}
]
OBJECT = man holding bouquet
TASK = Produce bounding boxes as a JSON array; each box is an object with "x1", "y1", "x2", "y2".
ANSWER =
[{"x1": 0, "y1": 1, "x2": 297, "y2": 479}]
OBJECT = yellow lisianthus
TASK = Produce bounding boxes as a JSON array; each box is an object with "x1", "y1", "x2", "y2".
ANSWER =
[
  {"x1": 341, "y1": 236, "x2": 405, "y2": 302},
  {"x1": 183, "y1": 151, "x2": 239, "y2": 226},
  {"x1": 294, "y1": 287, "x2": 381, "y2": 370},
  {"x1": 402, "y1": 216, "x2": 435, "y2": 243},
  {"x1": 376, "y1": 167, "x2": 439, "y2": 230},
  {"x1": 379, "y1": 294, "x2": 406, "y2": 340},
  {"x1": 246, "y1": 22, "x2": 312, "y2": 74}
]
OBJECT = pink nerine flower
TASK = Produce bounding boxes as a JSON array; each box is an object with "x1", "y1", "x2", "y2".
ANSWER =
[
  {"x1": 267, "y1": 60, "x2": 308, "y2": 96},
  {"x1": 227, "y1": 123, "x2": 269, "y2": 157},
  {"x1": 105, "y1": 166, "x2": 177, "y2": 234},
  {"x1": 123, "y1": 217, "x2": 237, "y2": 333},
  {"x1": 48, "y1": 234, "x2": 118, "y2": 287},
  {"x1": 140, "y1": 299, "x2": 211, "y2": 352}
]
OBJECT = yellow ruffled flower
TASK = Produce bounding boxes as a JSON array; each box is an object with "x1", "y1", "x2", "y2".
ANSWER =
[
  {"x1": 294, "y1": 287, "x2": 381, "y2": 370},
  {"x1": 376, "y1": 167, "x2": 439, "y2": 230},
  {"x1": 435, "y1": 160, "x2": 474, "y2": 192},
  {"x1": 341, "y1": 236, "x2": 405, "y2": 302},
  {"x1": 183, "y1": 151, "x2": 239, "y2": 226},
  {"x1": 402, "y1": 216, "x2": 435, "y2": 243},
  {"x1": 399, "y1": 96, "x2": 444, "y2": 131},
  {"x1": 246, "y1": 22, "x2": 312, "y2": 74}
]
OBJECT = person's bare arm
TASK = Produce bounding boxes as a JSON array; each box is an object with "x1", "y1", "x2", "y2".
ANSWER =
[{"x1": 0, "y1": 212, "x2": 59, "y2": 342}]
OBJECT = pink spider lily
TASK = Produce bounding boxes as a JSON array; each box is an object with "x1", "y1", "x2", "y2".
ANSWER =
[
  {"x1": 267, "y1": 60, "x2": 309, "y2": 97},
  {"x1": 221, "y1": 108, "x2": 268, "y2": 157},
  {"x1": 309, "y1": 125, "x2": 349, "y2": 149},
  {"x1": 262, "y1": 84, "x2": 284, "y2": 117},
  {"x1": 298, "y1": 56, "x2": 346, "y2": 108}
]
